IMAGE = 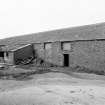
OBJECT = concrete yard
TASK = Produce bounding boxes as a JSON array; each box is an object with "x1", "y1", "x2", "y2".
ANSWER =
[{"x1": 0, "y1": 69, "x2": 105, "y2": 105}]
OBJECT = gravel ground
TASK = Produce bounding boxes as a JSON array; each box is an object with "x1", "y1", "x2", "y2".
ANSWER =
[{"x1": 0, "y1": 71, "x2": 105, "y2": 105}]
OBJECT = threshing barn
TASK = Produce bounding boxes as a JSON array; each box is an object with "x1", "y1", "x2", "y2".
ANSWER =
[
  {"x1": 1, "y1": 23, "x2": 105, "y2": 71},
  {"x1": 32, "y1": 23, "x2": 105, "y2": 71}
]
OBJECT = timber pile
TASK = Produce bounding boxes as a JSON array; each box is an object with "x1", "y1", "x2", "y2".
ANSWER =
[
  {"x1": 16, "y1": 56, "x2": 34, "y2": 65},
  {"x1": 21, "y1": 56, "x2": 34, "y2": 65}
]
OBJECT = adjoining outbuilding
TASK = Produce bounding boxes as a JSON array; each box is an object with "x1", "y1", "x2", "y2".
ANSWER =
[{"x1": 0, "y1": 44, "x2": 34, "y2": 65}]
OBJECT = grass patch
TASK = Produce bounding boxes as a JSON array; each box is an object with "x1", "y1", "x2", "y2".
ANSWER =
[
  {"x1": 70, "y1": 65, "x2": 105, "y2": 75},
  {"x1": 0, "y1": 67, "x2": 51, "y2": 80}
]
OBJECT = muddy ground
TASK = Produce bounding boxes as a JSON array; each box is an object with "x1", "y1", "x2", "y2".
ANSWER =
[{"x1": 0, "y1": 69, "x2": 105, "y2": 105}]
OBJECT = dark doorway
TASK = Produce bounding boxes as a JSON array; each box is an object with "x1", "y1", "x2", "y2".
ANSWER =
[
  {"x1": 0, "y1": 52, "x2": 4, "y2": 57},
  {"x1": 63, "y1": 54, "x2": 69, "y2": 67}
]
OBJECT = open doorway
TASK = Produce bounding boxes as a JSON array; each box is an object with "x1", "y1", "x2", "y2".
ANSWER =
[
  {"x1": 63, "y1": 54, "x2": 69, "y2": 67},
  {"x1": 0, "y1": 51, "x2": 4, "y2": 62},
  {"x1": 0, "y1": 52, "x2": 4, "y2": 57}
]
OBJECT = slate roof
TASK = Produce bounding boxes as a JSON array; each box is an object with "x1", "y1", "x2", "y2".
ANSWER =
[{"x1": 0, "y1": 22, "x2": 105, "y2": 47}]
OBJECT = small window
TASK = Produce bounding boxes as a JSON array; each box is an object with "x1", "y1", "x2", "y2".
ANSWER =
[
  {"x1": 44, "y1": 43, "x2": 52, "y2": 49},
  {"x1": 61, "y1": 42, "x2": 72, "y2": 51}
]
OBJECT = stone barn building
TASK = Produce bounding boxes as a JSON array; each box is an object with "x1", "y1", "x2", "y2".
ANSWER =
[
  {"x1": 32, "y1": 23, "x2": 105, "y2": 71},
  {"x1": 33, "y1": 39, "x2": 105, "y2": 71},
  {"x1": 1, "y1": 22, "x2": 105, "y2": 71}
]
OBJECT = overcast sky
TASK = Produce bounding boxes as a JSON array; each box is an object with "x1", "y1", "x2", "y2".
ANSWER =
[{"x1": 0, "y1": 0, "x2": 105, "y2": 39}]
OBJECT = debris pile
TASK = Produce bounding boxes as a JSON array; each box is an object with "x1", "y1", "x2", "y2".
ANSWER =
[{"x1": 16, "y1": 56, "x2": 34, "y2": 65}]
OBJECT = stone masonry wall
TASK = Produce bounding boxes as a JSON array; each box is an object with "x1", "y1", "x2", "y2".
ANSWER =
[
  {"x1": 69, "y1": 40, "x2": 105, "y2": 71},
  {"x1": 33, "y1": 40, "x2": 105, "y2": 71}
]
